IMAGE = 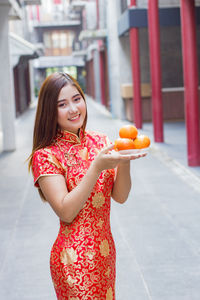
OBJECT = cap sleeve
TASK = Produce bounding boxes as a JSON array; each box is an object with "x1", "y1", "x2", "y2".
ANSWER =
[{"x1": 32, "y1": 148, "x2": 64, "y2": 187}]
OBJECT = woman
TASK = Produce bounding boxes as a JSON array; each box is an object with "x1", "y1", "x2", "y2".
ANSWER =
[{"x1": 29, "y1": 72, "x2": 145, "y2": 299}]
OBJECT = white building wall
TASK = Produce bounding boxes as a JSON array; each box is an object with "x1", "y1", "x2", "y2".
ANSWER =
[
  {"x1": 86, "y1": 2, "x2": 97, "y2": 30},
  {"x1": 137, "y1": 0, "x2": 180, "y2": 8},
  {"x1": 0, "y1": 5, "x2": 16, "y2": 151},
  {"x1": 99, "y1": 0, "x2": 107, "y2": 29},
  {"x1": 106, "y1": 0, "x2": 124, "y2": 118},
  {"x1": 118, "y1": 36, "x2": 132, "y2": 84},
  {"x1": 137, "y1": 0, "x2": 200, "y2": 7}
]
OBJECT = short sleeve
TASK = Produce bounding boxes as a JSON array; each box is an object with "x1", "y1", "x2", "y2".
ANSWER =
[{"x1": 32, "y1": 148, "x2": 64, "y2": 187}]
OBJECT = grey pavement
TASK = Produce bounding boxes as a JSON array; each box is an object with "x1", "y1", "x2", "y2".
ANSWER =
[{"x1": 0, "y1": 96, "x2": 200, "y2": 300}]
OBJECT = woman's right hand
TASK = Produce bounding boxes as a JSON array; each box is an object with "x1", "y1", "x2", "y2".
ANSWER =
[{"x1": 92, "y1": 145, "x2": 116, "y2": 173}]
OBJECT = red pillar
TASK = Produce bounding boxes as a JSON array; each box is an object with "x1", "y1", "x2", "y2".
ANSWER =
[
  {"x1": 148, "y1": 0, "x2": 164, "y2": 142},
  {"x1": 180, "y1": 0, "x2": 200, "y2": 166},
  {"x1": 129, "y1": 0, "x2": 136, "y2": 6},
  {"x1": 36, "y1": 5, "x2": 40, "y2": 22},
  {"x1": 129, "y1": 0, "x2": 142, "y2": 129}
]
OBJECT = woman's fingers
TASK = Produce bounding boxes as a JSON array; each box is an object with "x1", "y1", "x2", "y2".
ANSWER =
[
  {"x1": 110, "y1": 152, "x2": 147, "y2": 162},
  {"x1": 95, "y1": 146, "x2": 147, "y2": 171},
  {"x1": 118, "y1": 153, "x2": 147, "y2": 161}
]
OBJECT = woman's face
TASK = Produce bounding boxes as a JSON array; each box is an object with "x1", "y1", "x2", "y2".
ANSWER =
[{"x1": 57, "y1": 84, "x2": 86, "y2": 134}]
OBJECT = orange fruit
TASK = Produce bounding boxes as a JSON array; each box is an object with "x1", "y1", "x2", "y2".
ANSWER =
[
  {"x1": 114, "y1": 138, "x2": 135, "y2": 151},
  {"x1": 132, "y1": 135, "x2": 151, "y2": 149},
  {"x1": 119, "y1": 125, "x2": 138, "y2": 140}
]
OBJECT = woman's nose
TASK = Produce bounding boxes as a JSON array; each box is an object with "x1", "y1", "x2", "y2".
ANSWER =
[{"x1": 69, "y1": 102, "x2": 78, "y2": 113}]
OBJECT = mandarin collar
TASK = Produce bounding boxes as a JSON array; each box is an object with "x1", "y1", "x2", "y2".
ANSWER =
[{"x1": 56, "y1": 128, "x2": 85, "y2": 144}]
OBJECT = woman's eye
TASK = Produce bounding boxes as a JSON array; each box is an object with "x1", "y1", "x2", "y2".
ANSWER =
[
  {"x1": 58, "y1": 103, "x2": 66, "y2": 108},
  {"x1": 74, "y1": 97, "x2": 81, "y2": 102}
]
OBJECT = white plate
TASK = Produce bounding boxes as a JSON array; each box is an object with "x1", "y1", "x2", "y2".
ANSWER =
[{"x1": 118, "y1": 147, "x2": 149, "y2": 157}]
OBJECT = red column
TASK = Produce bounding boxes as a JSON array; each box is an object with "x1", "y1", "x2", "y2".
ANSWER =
[
  {"x1": 36, "y1": 5, "x2": 40, "y2": 22},
  {"x1": 148, "y1": 0, "x2": 164, "y2": 142},
  {"x1": 129, "y1": 0, "x2": 142, "y2": 128},
  {"x1": 129, "y1": 0, "x2": 136, "y2": 6},
  {"x1": 180, "y1": 0, "x2": 200, "y2": 166}
]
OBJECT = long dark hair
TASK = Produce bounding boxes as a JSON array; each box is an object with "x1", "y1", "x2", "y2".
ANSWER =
[{"x1": 28, "y1": 72, "x2": 87, "y2": 171}]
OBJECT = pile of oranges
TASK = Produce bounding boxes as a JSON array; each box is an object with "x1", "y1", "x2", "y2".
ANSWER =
[{"x1": 114, "y1": 125, "x2": 150, "y2": 151}]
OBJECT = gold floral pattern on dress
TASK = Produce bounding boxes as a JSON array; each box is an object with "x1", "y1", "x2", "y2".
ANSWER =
[
  {"x1": 106, "y1": 287, "x2": 113, "y2": 300},
  {"x1": 92, "y1": 192, "x2": 105, "y2": 209},
  {"x1": 97, "y1": 219, "x2": 104, "y2": 228},
  {"x1": 60, "y1": 248, "x2": 78, "y2": 265},
  {"x1": 62, "y1": 227, "x2": 71, "y2": 236},
  {"x1": 66, "y1": 275, "x2": 77, "y2": 287},
  {"x1": 105, "y1": 267, "x2": 111, "y2": 277},
  {"x1": 85, "y1": 250, "x2": 95, "y2": 260},
  {"x1": 79, "y1": 147, "x2": 88, "y2": 160},
  {"x1": 100, "y1": 239, "x2": 110, "y2": 257},
  {"x1": 45, "y1": 149, "x2": 62, "y2": 169},
  {"x1": 75, "y1": 176, "x2": 81, "y2": 186},
  {"x1": 64, "y1": 152, "x2": 79, "y2": 167}
]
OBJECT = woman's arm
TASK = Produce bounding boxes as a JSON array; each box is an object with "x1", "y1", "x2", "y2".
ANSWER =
[
  {"x1": 38, "y1": 162, "x2": 100, "y2": 224},
  {"x1": 111, "y1": 162, "x2": 131, "y2": 204},
  {"x1": 38, "y1": 144, "x2": 146, "y2": 223},
  {"x1": 38, "y1": 145, "x2": 132, "y2": 223},
  {"x1": 111, "y1": 154, "x2": 146, "y2": 204}
]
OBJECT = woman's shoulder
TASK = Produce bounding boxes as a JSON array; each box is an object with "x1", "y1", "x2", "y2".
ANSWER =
[
  {"x1": 32, "y1": 144, "x2": 63, "y2": 167},
  {"x1": 32, "y1": 144, "x2": 64, "y2": 172},
  {"x1": 31, "y1": 145, "x2": 64, "y2": 187},
  {"x1": 33, "y1": 145, "x2": 55, "y2": 159}
]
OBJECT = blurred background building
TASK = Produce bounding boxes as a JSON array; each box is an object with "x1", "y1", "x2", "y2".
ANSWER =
[
  {"x1": 0, "y1": 0, "x2": 42, "y2": 152},
  {"x1": 0, "y1": 0, "x2": 200, "y2": 166},
  {"x1": 31, "y1": 0, "x2": 86, "y2": 93}
]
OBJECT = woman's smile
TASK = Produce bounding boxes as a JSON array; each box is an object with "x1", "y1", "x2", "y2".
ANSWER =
[{"x1": 68, "y1": 114, "x2": 81, "y2": 121}]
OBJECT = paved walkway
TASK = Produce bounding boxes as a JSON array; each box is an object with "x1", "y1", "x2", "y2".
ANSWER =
[{"x1": 0, "y1": 97, "x2": 200, "y2": 300}]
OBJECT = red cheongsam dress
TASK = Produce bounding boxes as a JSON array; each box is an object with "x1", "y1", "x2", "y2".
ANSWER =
[{"x1": 32, "y1": 129, "x2": 116, "y2": 300}]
